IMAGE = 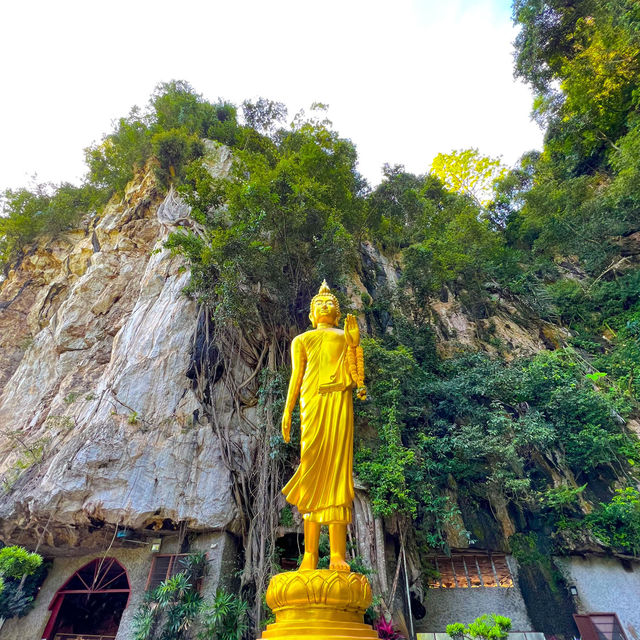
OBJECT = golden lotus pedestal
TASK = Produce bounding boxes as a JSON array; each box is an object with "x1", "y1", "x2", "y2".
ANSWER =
[{"x1": 260, "y1": 570, "x2": 378, "y2": 640}]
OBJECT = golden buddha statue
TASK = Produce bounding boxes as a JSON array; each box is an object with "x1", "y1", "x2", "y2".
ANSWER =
[
  {"x1": 260, "y1": 281, "x2": 375, "y2": 640},
  {"x1": 281, "y1": 280, "x2": 366, "y2": 572}
]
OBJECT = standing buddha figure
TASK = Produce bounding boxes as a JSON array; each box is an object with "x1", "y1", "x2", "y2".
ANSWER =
[{"x1": 281, "y1": 280, "x2": 366, "y2": 572}]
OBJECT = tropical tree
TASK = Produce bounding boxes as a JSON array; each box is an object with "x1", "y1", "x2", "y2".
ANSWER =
[{"x1": 430, "y1": 148, "x2": 507, "y2": 208}]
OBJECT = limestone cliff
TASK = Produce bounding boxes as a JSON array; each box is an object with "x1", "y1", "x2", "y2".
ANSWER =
[{"x1": 0, "y1": 145, "x2": 243, "y2": 554}]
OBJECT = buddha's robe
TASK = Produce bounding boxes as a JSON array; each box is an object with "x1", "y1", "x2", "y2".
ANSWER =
[{"x1": 282, "y1": 327, "x2": 355, "y2": 524}]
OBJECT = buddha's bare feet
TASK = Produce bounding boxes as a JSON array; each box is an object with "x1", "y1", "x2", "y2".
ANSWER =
[
  {"x1": 299, "y1": 552, "x2": 318, "y2": 571},
  {"x1": 329, "y1": 554, "x2": 351, "y2": 572}
]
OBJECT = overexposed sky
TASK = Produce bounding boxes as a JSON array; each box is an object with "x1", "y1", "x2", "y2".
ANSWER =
[{"x1": 0, "y1": 0, "x2": 542, "y2": 192}]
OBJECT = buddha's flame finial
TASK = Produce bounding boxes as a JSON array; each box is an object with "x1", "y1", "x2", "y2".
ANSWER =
[{"x1": 318, "y1": 279, "x2": 331, "y2": 295}]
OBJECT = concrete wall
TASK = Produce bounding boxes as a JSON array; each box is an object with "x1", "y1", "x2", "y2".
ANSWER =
[
  {"x1": 418, "y1": 556, "x2": 533, "y2": 632},
  {"x1": 0, "y1": 532, "x2": 237, "y2": 640},
  {"x1": 555, "y1": 556, "x2": 640, "y2": 640},
  {"x1": 190, "y1": 531, "x2": 239, "y2": 602}
]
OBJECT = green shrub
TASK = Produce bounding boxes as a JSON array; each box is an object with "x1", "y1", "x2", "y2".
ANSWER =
[
  {"x1": 0, "y1": 546, "x2": 47, "y2": 620},
  {"x1": 133, "y1": 552, "x2": 208, "y2": 640},
  {"x1": 84, "y1": 107, "x2": 152, "y2": 196},
  {"x1": 355, "y1": 339, "x2": 421, "y2": 518},
  {"x1": 594, "y1": 310, "x2": 640, "y2": 399},
  {"x1": 150, "y1": 81, "x2": 239, "y2": 142},
  {"x1": 0, "y1": 546, "x2": 42, "y2": 580},
  {"x1": 0, "y1": 184, "x2": 96, "y2": 266},
  {"x1": 151, "y1": 129, "x2": 204, "y2": 189},
  {"x1": 588, "y1": 487, "x2": 640, "y2": 555},
  {"x1": 447, "y1": 614, "x2": 511, "y2": 640},
  {"x1": 353, "y1": 342, "x2": 637, "y2": 550},
  {"x1": 198, "y1": 589, "x2": 249, "y2": 640}
]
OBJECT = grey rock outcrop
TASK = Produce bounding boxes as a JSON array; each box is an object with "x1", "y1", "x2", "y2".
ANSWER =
[{"x1": 0, "y1": 145, "x2": 238, "y2": 553}]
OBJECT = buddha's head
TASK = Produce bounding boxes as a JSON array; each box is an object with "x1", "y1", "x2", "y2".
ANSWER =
[{"x1": 309, "y1": 280, "x2": 341, "y2": 328}]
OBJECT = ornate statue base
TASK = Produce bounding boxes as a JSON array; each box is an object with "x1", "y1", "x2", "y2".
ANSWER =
[{"x1": 260, "y1": 570, "x2": 378, "y2": 640}]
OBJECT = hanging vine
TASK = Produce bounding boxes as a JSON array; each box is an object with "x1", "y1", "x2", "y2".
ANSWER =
[{"x1": 187, "y1": 304, "x2": 295, "y2": 633}]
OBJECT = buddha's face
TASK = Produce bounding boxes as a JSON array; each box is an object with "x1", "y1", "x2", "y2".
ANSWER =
[{"x1": 310, "y1": 295, "x2": 340, "y2": 327}]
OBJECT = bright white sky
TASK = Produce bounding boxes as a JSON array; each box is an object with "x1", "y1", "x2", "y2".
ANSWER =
[{"x1": 0, "y1": 0, "x2": 543, "y2": 193}]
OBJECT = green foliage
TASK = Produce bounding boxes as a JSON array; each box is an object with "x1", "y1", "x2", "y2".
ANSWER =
[
  {"x1": 509, "y1": 0, "x2": 640, "y2": 273},
  {"x1": 351, "y1": 317, "x2": 638, "y2": 551},
  {"x1": 365, "y1": 164, "x2": 428, "y2": 249},
  {"x1": 177, "y1": 160, "x2": 227, "y2": 225},
  {"x1": 86, "y1": 80, "x2": 242, "y2": 200},
  {"x1": 0, "y1": 546, "x2": 47, "y2": 620},
  {"x1": 132, "y1": 551, "x2": 248, "y2": 640},
  {"x1": 313, "y1": 531, "x2": 331, "y2": 570},
  {"x1": 425, "y1": 349, "x2": 636, "y2": 487},
  {"x1": 355, "y1": 339, "x2": 420, "y2": 518},
  {"x1": 0, "y1": 546, "x2": 42, "y2": 580},
  {"x1": 347, "y1": 553, "x2": 373, "y2": 576},
  {"x1": 587, "y1": 487, "x2": 640, "y2": 555},
  {"x1": 241, "y1": 98, "x2": 287, "y2": 136},
  {"x1": 505, "y1": 167, "x2": 637, "y2": 273},
  {"x1": 447, "y1": 614, "x2": 511, "y2": 640},
  {"x1": 490, "y1": 151, "x2": 539, "y2": 228},
  {"x1": 84, "y1": 107, "x2": 152, "y2": 196},
  {"x1": 354, "y1": 338, "x2": 469, "y2": 547},
  {"x1": 151, "y1": 129, "x2": 204, "y2": 188},
  {"x1": 0, "y1": 183, "x2": 97, "y2": 266},
  {"x1": 594, "y1": 309, "x2": 640, "y2": 399},
  {"x1": 508, "y1": 270, "x2": 640, "y2": 429},
  {"x1": 278, "y1": 505, "x2": 294, "y2": 528},
  {"x1": 430, "y1": 149, "x2": 507, "y2": 208},
  {"x1": 539, "y1": 484, "x2": 586, "y2": 516},
  {"x1": 514, "y1": 0, "x2": 640, "y2": 169},
  {"x1": 133, "y1": 552, "x2": 209, "y2": 640},
  {"x1": 167, "y1": 104, "x2": 365, "y2": 337},
  {"x1": 365, "y1": 166, "x2": 502, "y2": 299},
  {"x1": 63, "y1": 391, "x2": 81, "y2": 404},
  {"x1": 152, "y1": 80, "x2": 221, "y2": 135},
  {"x1": 297, "y1": 530, "x2": 373, "y2": 576},
  {"x1": 198, "y1": 589, "x2": 249, "y2": 640}
]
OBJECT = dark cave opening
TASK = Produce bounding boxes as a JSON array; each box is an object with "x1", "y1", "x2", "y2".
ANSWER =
[{"x1": 51, "y1": 592, "x2": 128, "y2": 637}]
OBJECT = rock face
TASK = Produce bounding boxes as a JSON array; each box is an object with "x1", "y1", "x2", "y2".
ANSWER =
[
  {"x1": 358, "y1": 237, "x2": 564, "y2": 360},
  {"x1": 0, "y1": 141, "x2": 564, "y2": 559},
  {"x1": 0, "y1": 145, "x2": 238, "y2": 553}
]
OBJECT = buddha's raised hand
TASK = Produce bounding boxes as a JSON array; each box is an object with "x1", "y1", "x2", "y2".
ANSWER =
[{"x1": 344, "y1": 314, "x2": 360, "y2": 347}]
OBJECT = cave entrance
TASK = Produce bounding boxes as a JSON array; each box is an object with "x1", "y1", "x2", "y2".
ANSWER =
[
  {"x1": 42, "y1": 557, "x2": 130, "y2": 640},
  {"x1": 276, "y1": 531, "x2": 304, "y2": 570}
]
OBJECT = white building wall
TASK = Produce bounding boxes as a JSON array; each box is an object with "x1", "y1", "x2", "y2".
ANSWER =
[{"x1": 554, "y1": 556, "x2": 640, "y2": 640}]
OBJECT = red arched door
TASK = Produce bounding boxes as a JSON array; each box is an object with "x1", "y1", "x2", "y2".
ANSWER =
[{"x1": 42, "y1": 557, "x2": 131, "y2": 640}]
